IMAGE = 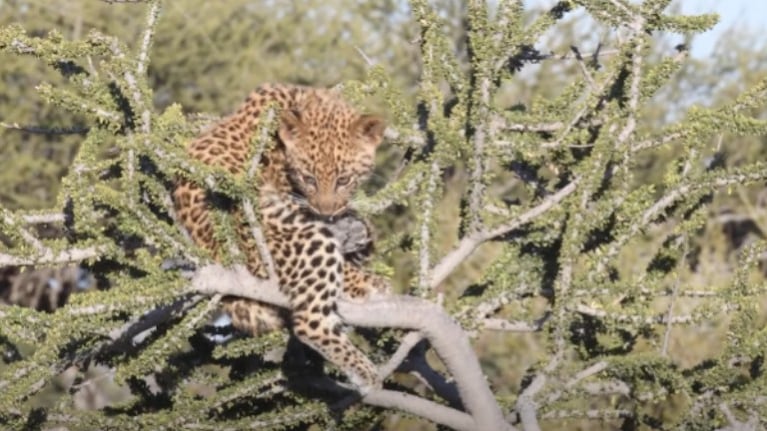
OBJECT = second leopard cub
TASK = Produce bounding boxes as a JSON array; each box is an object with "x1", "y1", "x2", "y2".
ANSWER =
[{"x1": 173, "y1": 84, "x2": 387, "y2": 390}]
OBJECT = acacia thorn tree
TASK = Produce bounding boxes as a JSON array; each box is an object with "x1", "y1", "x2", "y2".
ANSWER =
[{"x1": 0, "y1": 0, "x2": 766, "y2": 430}]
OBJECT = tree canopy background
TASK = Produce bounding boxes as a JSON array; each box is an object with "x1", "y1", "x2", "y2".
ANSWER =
[{"x1": 0, "y1": 0, "x2": 766, "y2": 430}]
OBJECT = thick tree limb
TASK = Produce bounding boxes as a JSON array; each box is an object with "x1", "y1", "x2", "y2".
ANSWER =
[
  {"x1": 189, "y1": 263, "x2": 514, "y2": 431},
  {"x1": 189, "y1": 264, "x2": 287, "y2": 308},
  {"x1": 364, "y1": 390, "x2": 474, "y2": 431},
  {"x1": 336, "y1": 296, "x2": 512, "y2": 431}
]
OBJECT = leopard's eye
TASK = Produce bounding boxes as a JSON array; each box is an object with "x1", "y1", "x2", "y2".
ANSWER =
[
  {"x1": 302, "y1": 174, "x2": 317, "y2": 188},
  {"x1": 336, "y1": 175, "x2": 351, "y2": 188}
]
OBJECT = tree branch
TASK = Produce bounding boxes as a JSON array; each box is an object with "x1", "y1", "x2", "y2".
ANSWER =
[
  {"x1": 0, "y1": 121, "x2": 89, "y2": 135},
  {"x1": 136, "y1": 1, "x2": 160, "y2": 75},
  {"x1": 0, "y1": 244, "x2": 108, "y2": 266},
  {"x1": 188, "y1": 263, "x2": 514, "y2": 431},
  {"x1": 189, "y1": 264, "x2": 287, "y2": 308},
  {"x1": 336, "y1": 296, "x2": 512, "y2": 431},
  {"x1": 364, "y1": 390, "x2": 475, "y2": 431},
  {"x1": 428, "y1": 179, "x2": 578, "y2": 289},
  {"x1": 20, "y1": 212, "x2": 66, "y2": 224}
]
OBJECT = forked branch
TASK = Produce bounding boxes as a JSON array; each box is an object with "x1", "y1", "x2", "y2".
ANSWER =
[{"x1": 189, "y1": 263, "x2": 514, "y2": 431}]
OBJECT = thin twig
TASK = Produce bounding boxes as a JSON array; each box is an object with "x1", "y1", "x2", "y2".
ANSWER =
[
  {"x1": 136, "y1": 1, "x2": 160, "y2": 75},
  {"x1": 241, "y1": 200, "x2": 277, "y2": 281},
  {"x1": 379, "y1": 331, "x2": 424, "y2": 378},
  {"x1": 662, "y1": 237, "x2": 687, "y2": 357},
  {"x1": 572, "y1": 303, "x2": 695, "y2": 325},
  {"x1": 467, "y1": 75, "x2": 492, "y2": 233},
  {"x1": 630, "y1": 131, "x2": 683, "y2": 153},
  {"x1": 615, "y1": 19, "x2": 645, "y2": 148},
  {"x1": 351, "y1": 169, "x2": 424, "y2": 215},
  {"x1": 503, "y1": 121, "x2": 563, "y2": 133},
  {"x1": 542, "y1": 360, "x2": 611, "y2": 405},
  {"x1": 596, "y1": 170, "x2": 767, "y2": 271},
  {"x1": 353, "y1": 45, "x2": 375, "y2": 67},
  {"x1": 417, "y1": 161, "x2": 440, "y2": 294},
  {"x1": 428, "y1": 179, "x2": 578, "y2": 289},
  {"x1": 570, "y1": 46, "x2": 595, "y2": 89},
  {"x1": 484, "y1": 318, "x2": 544, "y2": 332},
  {"x1": 20, "y1": 213, "x2": 66, "y2": 224},
  {"x1": 2, "y1": 210, "x2": 46, "y2": 253},
  {"x1": 242, "y1": 107, "x2": 278, "y2": 281},
  {"x1": 247, "y1": 107, "x2": 276, "y2": 178}
]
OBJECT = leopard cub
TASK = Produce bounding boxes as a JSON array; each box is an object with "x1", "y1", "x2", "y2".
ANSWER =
[{"x1": 173, "y1": 84, "x2": 388, "y2": 390}]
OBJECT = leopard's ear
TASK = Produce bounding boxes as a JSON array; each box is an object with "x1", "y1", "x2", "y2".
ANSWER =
[
  {"x1": 353, "y1": 114, "x2": 386, "y2": 150},
  {"x1": 278, "y1": 108, "x2": 304, "y2": 150}
]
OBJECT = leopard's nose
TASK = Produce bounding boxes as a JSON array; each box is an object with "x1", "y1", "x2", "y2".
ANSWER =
[{"x1": 314, "y1": 194, "x2": 338, "y2": 216}]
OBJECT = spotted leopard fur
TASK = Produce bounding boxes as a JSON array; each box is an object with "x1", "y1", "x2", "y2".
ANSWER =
[{"x1": 173, "y1": 84, "x2": 387, "y2": 390}]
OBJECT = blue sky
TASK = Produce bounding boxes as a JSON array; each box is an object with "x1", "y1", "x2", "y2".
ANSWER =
[
  {"x1": 526, "y1": 0, "x2": 767, "y2": 58},
  {"x1": 673, "y1": 0, "x2": 767, "y2": 57}
]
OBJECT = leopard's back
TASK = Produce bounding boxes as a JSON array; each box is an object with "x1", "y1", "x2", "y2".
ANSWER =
[{"x1": 173, "y1": 84, "x2": 301, "y2": 264}]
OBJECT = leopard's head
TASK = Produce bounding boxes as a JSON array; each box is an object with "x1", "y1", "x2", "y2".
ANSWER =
[{"x1": 278, "y1": 90, "x2": 385, "y2": 218}]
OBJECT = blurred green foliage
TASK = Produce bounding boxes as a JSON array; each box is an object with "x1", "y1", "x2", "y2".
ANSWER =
[{"x1": 0, "y1": 0, "x2": 420, "y2": 209}]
